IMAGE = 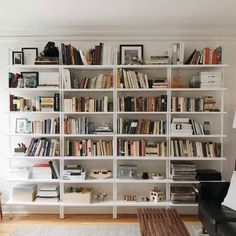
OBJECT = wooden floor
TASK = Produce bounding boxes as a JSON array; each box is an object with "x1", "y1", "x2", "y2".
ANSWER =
[{"x1": 0, "y1": 214, "x2": 200, "y2": 236}]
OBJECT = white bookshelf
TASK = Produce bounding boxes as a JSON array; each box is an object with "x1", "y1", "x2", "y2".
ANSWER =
[{"x1": 6, "y1": 63, "x2": 227, "y2": 219}]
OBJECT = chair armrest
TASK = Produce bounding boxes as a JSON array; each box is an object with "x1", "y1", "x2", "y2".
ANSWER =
[{"x1": 198, "y1": 182, "x2": 230, "y2": 203}]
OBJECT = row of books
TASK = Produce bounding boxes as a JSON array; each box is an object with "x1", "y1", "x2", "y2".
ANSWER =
[
  {"x1": 63, "y1": 70, "x2": 113, "y2": 89},
  {"x1": 117, "y1": 139, "x2": 167, "y2": 157},
  {"x1": 118, "y1": 118, "x2": 167, "y2": 135},
  {"x1": 61, "y1": 43, "x2": 117, "y2": 65},
  {"x1": 185, "y1": 46, "x2": 222, "y2": 65},
  {"x1": 86, "y1": 43, "x2": 117, "y2": 65},
  {"x1": 25, "y1": 138, "x2": 60, "y2": 156},
  {"x1": 171, "y1": 96, "x2": 219, "y2": 112},
  {"x1": 119, "y1": 96, "x2": 167, "y2": 112},
  {"x1": 171, "y1": 139, "x2": 221, "y2": 157},
  {"x1": 20, "y1": 118, "x2": 60, "y2": 134},
  {"x1": 10, "y1": 94, "x2": 60, "y2": 112},
  {"x1": 64, "y1": 139, "x2": 113, "y2": 156},
  {"x1": 64, "y1": 116, "x2": 91, "y2": 134},
  {"x1": 63, "y1": 96, "x2": 112, "y2": 112}
]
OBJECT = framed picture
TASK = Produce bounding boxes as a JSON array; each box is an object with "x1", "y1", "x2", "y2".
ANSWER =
[
  {"x1": 22, "y1": 47, "x2": 38, "y2": 65},
  {"x1": 21, "y1": 72, "x2": 39, "y2": 88},
  {"x1": 12, "y1": 51, "x2": 23, "y2": 65},
  {"x1": 120, "y1": 44, "x2": 143, "y2": 65},
  {"x1": 15, "y1": 118, "x2": 27, "y2": 133}
]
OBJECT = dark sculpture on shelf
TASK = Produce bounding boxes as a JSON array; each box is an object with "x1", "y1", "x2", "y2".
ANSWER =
[{"x1": 42, "y1": 42, "x2": 59, "y2": 58}]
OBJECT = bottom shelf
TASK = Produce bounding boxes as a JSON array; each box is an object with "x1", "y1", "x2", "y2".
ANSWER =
[{"x1": 5, "y1": 200, "x2": 198, "y2": 207}]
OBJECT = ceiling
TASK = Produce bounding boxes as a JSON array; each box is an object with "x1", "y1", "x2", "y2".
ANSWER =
[{"x1": 0, "y1": 0, "x2": 236, "y2": 36}]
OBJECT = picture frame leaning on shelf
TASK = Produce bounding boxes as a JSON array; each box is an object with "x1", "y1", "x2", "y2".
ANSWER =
[{"x1": 120, "y1": 44, "x2": 143, "y2": 65}]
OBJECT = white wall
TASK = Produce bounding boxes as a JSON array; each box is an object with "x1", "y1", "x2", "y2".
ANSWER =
[{"x1": 1, "y1": 30, "x2": 236, "y2": 215}]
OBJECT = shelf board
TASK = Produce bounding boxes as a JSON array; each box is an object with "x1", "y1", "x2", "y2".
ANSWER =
[
  {"x1": 117, "y1": 88, "x2": 168, "y2": 92},
  {"x1": 61, "y1": 112, "x2": 113, "y2": 115},
  {"x1": 6, "y1": 156, "x2": 60, "y2": 160},
  {"x1": 8, "y1": 65, "x2": 62, "y2": 69},
  {"x1": 116, "y1": 156, "x2": 166, "y2": 160},
  {"x1": 62, "y1": 89, "x2": 113, "y2": 92},
  {"x1": 8, "y1": 111, "x2": 60, "y2": 115},
  {"x1": 7, "y1": 179, "x2": 60, "y2": 183},
  {"x1": 168, "y1": 157, "x2": 226, "y2": 160},
  {"x1": 116, "y1": 134, "x2": 167, "y2": 138},
  {"x1": 62, "y1": 179, "x2": 114, "y2": 184},
  {"x1": 8, "y1": 88, "x2": 60, "y2": 92},
  {"x1": 63, "y1": 134, "x2": 114, "y2": 138},
  {"x1": 170, "y1": 134, "x2": 226, "y2": 138},
  {"x1": 63, "y1": 65, "x2": 114, "y2": 69},
  {"x1": 117, "y1": 64, "x2": 228, "y2": 69},
  {"x1": 170, "y1": 88, "x2": 227, "y2": 91},
  {"x1": 5, "y1": 200, "x2": 61, "y2": 206},
  {"x1": 116, "y1": 200, "x2": 171, "y2": 207},
  {"x1": 170, "y1": 111, "x2": 226, "y2": 114},
  {"x1": 117, "y1": 112, "x2": 167, "y2": 115},
  {"x1": 116, "y1": 179, "x2": 168, "y2": 184},
  {"x1": 7, "y1": 133, "x2": 60, "y2": 137},
  {"x1": 62, "y1": 200, "x2": 114, "y2": 207},
  {"x1": 62, "y1": 156, "x2": 113, "y2": 160}
]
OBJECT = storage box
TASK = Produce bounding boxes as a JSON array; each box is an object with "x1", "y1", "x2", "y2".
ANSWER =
[
  {"x1": 64, "y1": 189, "x2": 91, "y2": 204},
  {"x1": 118, "y1": 164, "x2": 137, "y2": 179}
]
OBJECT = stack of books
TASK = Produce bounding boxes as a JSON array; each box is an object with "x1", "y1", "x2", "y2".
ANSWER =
[
  {"x1": 170, "y1": 186, "x2": 197, "y2": 204},
  {"x1": 32, "y1": 163, "x2": 52, "y2": 179},
  {"x1": 35, "y1": 184, "x2": 59, "y2": 202},
  {"x1": 63, "y1": 164, "x2": 86, "y2": 180},
  {"x1": 94, "y1": 127, "x2": 113, "y2": 135},
  {"x1": 196, "y1": 169, "x2": 222, "y2": 181},
  {"x1": 199, "y1": 72, "x2": 222, "y2": 89},
  {"x1": 146, "y1": 56, "x2": 170, "y2": 65},
  {"x1": 9, "y1": 167, "x2": 32, "y2": 180},
  {"x1": 171, "y1": 161, "x2": 196, "y2": 181},
  {"x1": 35, "y1": 57, "x2": 59, "y2": 65},
  {"x1": 11, "y1": 184, "x2": 37, "y2": 202},
  {"x1": 171, "y1": 118, "x2": 193, "y2": 136}
]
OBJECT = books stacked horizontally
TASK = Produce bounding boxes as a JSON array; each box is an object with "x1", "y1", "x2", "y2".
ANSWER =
[
  {"x1": 152, "y1": 79, "x2": 168, "y2": 88},
  {"x1": 32, "y1": 163, "x2": 52, "y2": 179},
  {"x1": 94, "y1": 126, "x2": 113, "y2": 135},
  {"x1": 35, "y1": 184, "x2": 59, "y2": 202},
  {"x1": 35, "y1": 56, "x2": 59, "y2": 65},
  {"x1": 146, "y1": 56, "x2": 170, "y2": 65},
  {"x1": 171, "y1": 161, "x2": 196, "y2": 181},
  {"x1": 63, "y1": 164, "x2": 86, "y2": 180},
  {"x1": 9, "y1": 167, "x2": 32, "y2": 180},
  {"x1": 198, "y1": 72, "x2": 222, "y2": 89},
  {"x1": 11, "y1": 184, "x2": 36, "y2": 202},
  {"x1": 196, "y1": 169, "x2": 222, "y2": 181},
  {"x1": 36, "y1": 94, "x2": 60, "y2": 112},
  {"x1": 170, "y1": 186, "x2": 197, "y2": 204},
  {"x1": 171, "y1": 118, "x2": 193, "y2": 136}
]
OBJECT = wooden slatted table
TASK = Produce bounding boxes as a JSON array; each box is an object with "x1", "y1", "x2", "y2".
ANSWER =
[{"x1": 137, "y1": 208, "x2": 190, "y2": 236}]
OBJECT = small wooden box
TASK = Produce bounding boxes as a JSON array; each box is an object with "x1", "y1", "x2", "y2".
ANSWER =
[{"x1": 64, "y1": 191, "x2": 91, "y2": 204}]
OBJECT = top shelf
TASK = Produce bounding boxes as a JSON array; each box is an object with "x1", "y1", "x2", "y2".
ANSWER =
[{"x1": 7, "y1": 64, "x2": 229, "y2": 70}]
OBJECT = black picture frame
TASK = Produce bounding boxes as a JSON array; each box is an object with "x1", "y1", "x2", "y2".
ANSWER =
[
  {"x1": 15, "y1": 118, "x2": 27, "y2": 133},
  {"x1": 21, "y1": 72, "x2": 39, "y2": 88},
  {"x1": 12, "y1": 51, "x2": 23, "y2": 65},
  {"x1": 120, "y1": 44, "x2": 143, "y2": 65},
  {"x1": 22, "y1": 47, "x2": 38, "y2": 65}
]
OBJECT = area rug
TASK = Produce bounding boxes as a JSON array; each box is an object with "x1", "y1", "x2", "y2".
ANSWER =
[{"x1": 10, "y1": 224, "x2": 209, "y2": 236}]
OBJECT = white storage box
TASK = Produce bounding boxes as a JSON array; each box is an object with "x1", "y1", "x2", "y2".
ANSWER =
[{"x1": 64, "y1": 189, "x2": 91, "y2": 204}]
